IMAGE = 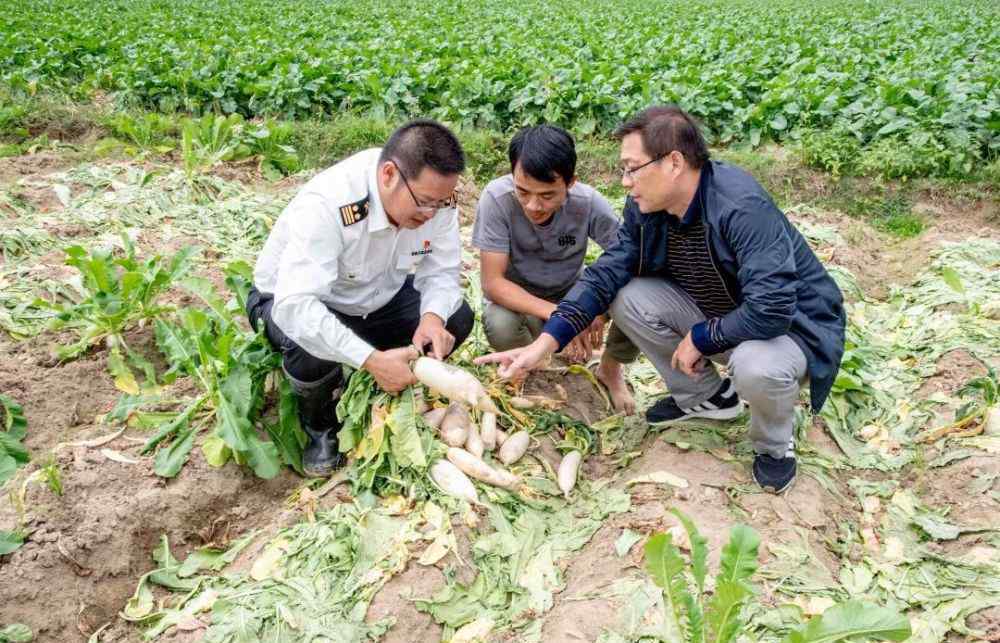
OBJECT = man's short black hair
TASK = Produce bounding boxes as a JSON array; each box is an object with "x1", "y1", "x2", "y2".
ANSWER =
[
  {"x1": 380, "y1": 119, "x2": 465, "y2": 177},
  {"x1": 508, "y1": 124, "x2": 577, "y2": 185},
  {"x1": 614, "y1": 105, "x2": 710, "y2": 169}
]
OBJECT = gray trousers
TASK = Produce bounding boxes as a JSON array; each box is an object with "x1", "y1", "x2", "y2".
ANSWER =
[
  {"x1": 610, "y1": 278, "x2": 807, "y2": 458},
  {"x1": 484, "y1": 300, "x2": 639, "y2": 364}
]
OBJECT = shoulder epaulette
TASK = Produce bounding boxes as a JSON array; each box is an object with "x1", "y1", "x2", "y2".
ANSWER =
[{"x1": 339, "y1": 195, "x2": 370, "y2": 226}]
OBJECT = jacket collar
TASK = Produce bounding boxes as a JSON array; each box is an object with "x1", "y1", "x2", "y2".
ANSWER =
[
  {"x1": 677, "y1": 162, "x2": 712, "y2": 226},
  {"x1": 365, "y1": 153, "x2": 393, "y2": 232}
]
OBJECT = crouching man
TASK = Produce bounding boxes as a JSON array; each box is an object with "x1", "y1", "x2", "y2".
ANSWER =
[
  {"x1": 248, "y1": 119, "x2": 474, "y2": 477},
  {"x1": 477, "y1": 106, "x2": 846, "y2": 493},
  {"x1": 473, "y1": 124, "x2": 639, "y2": 413}
]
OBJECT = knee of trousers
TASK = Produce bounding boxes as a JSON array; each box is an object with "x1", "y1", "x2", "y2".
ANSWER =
[
  {"x1": 729, "y1": 342, "x2": 800, "y2": 400},
  {"x1": 609, "y1": 279, "x2": 660, "y2": 336},
  {"x1": 483, "y1": 304, "x2": 531, "y2": 351},
  {"x1": 282, "y1": 358, "x2": 343, "y2": 397},
  {"x1": 446, "y1": 300, "x2": 476, "y2": 351}
]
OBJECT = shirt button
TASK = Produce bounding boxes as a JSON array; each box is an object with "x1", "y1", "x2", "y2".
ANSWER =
[{"x1": 374, "y1": 289, "x2": 380, "y2": 296}]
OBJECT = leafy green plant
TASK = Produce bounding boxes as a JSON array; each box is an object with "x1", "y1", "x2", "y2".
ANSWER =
[
  {"x1": 645, "y1": 509, "x2": 759, "y2": 643},
  {"x1": 644, "y1": 510, "x2": 912, "y2": 642},
  {"x1": 138, "y1": 262, "x2": 302, "y2": 479},
  {"x1": 0, "y1": 529, "x2": 26, "y2": 556},
  {"x1": 0, "y1": 623, "x2": 33, "y2": 643},
  {"x1": 105, "y1": 112, "x2": 177, "y2": 156},
  {"x1": 44, "y1": 235, "x2": 197, "y2": 363},
  {"x1": 0, "y1": 394, "x2": 29, "y2": 487},
  {"x1": 179, "y1": 113, "x2": 250, "y2": 179},
  {"x1": 800, "y1": 128, "x2": 862, "y2": 177},
  {"x1": 336, "y1": 373, "x2": 438, "y2": 493},
  {"x1": 245, "y1": 120, "x2": 301, "y2": 178},
  {"x1": 40, "y1": 457, "x2": 62, "y2": 496},
  {"x1": 6, "y1": 0, "x2": 994, "y2": 178}
]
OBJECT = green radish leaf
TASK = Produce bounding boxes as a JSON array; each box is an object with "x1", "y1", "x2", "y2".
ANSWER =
[
  {"x1": 670, "y1": 508, "x2": 708, "y2": 642},
  {"x1": 783, "y1": 600, "x2": 911, "y2": 643},
  {"x1": 201, "y1": 435, "x2": 232, "y2": 467},
  {"x1": 0, "y1": 394, "x2": 27, "y2": 438},
  {"x1": 645, "y1": 532, "x2": 692, "y2": 641},
  {"x1": 264, "y1": 378, "x2": 305, "y2": 475},
  {"x1": 0, "y1": 529, "x2": 26, "y2": 555},
  {"x1": 387, "y1": 387, "x2": 426, "y2": 469},
  {"x1": 153, "y1": 423, "x2": 198, "y2": 478},
  {"x1": 0, "y1": 623, "x2": 33, "y2": 643},
  {"x1": 706, "y1": 524, "x2": 760, "y2": 643},
  {"x1": 217, "y1": 368, "x2": 280, "y2": 479},
  {"x1": 0, "y1": 433, "x2": 29, "y2": 465}
]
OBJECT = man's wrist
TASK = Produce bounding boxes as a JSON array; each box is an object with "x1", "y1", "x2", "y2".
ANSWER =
[
  {"x1": 536, "y1": 333, "x2": 559, "y2": 354},
  {"x1": 420, "y1": 312, "x2": 446, "y2": 327}
]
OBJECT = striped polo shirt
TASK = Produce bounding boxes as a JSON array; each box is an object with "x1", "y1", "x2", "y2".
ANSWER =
[{"x1": 666, "y1": 193, "x2": 736, "y2": 320}]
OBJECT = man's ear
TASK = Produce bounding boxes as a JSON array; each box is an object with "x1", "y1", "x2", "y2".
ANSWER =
[
  {"x1": 565, "y1": 175, "x2": 578, "y2": 191},
  {"x1": 669, "y1": 150, "x2": 686, "y2": 176},
  {"x1": 378, "y1": 160, "x2": 397, "y2": 189}
]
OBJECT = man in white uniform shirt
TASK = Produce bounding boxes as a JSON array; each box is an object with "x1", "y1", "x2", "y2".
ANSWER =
[{"x1": 248, "y1": 120, "x2": 473, "y2": 477}]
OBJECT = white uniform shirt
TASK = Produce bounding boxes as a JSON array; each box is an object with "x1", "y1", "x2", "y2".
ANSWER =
[{"x1": 253, "y1": 148, "x2": 463, "y2": 369}]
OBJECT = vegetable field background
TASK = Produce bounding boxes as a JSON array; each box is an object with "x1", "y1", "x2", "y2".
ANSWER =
[
  {"x1": 0, "y1": 0, "x2": 998, "y2": 641},
  {"x1": 2, "y1": 0, "x2": 998, "y2": 178}
]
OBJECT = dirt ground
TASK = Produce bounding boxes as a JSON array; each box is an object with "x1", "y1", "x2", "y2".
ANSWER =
[{"x1": 1, "y1": 149, "x2": 998, "y2": 642}]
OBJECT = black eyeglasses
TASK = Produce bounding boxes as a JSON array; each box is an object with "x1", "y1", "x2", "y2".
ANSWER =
[
  {"x1": 621, "y1": 154, "x2": 667, "y2": 179},
  {"x1": 391, "y1": 160, "x2": 456, "y2": 212}
]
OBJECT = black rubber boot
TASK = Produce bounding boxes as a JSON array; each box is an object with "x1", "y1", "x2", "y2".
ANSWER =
[{"x1": 289, "y1": 370, "x2": 346, "y2": 478}]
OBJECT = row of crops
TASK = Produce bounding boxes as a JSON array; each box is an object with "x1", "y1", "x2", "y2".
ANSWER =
[{"x1": 3, "y1": 0, "x2": 998, "y2": 177}]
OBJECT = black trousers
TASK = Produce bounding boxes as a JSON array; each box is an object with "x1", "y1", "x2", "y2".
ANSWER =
[{"x1": 246, "y1": 276, "x2": 475, "y2": 385}]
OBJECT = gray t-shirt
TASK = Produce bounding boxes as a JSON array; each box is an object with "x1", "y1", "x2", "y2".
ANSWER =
[{"x1": 472, "y1": 175, "x2": 620, "y2": 300}]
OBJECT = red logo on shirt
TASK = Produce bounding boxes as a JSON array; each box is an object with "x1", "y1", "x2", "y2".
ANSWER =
[{"x1": 411, "y1": 240, "x2": 433, "y2": 256}]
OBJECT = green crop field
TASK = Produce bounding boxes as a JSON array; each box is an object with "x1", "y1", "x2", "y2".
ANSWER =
[{"x1": 2, "y1": 0, "x2": 998, "y2": 177}]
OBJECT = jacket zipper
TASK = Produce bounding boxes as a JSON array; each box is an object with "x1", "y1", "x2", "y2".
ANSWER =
[
  {"x1": 638, "y1": 224, "x2": 644, "y2": 273},
  {"x1": 703, "y1": 226, "x2": 737, "y2": 306}
]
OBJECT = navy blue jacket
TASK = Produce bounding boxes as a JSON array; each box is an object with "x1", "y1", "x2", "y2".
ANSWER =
[{"x1": 542, "y1": 160, "x2": 846, "y2": 412}]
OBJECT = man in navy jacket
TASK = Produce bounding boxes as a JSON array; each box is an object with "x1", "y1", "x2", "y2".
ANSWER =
[{"x1": 477, "y1": 105, "x2": 846, "y2": 493}]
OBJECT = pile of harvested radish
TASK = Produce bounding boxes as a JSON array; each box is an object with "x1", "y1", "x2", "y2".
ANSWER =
[{"x1": 415, "y1": 357, "x2": 583, "y2": 500}]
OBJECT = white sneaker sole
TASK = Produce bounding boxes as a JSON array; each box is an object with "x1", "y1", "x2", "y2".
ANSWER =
[
  {"x1": 647, "y1": 400, "x2": 744, "y2": 425},
  {"x1": 682, "y1": 401, "x2": 744, "y2": 421}
]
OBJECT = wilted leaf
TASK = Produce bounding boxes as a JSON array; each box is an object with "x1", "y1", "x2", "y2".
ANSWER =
[
  {"x1": 626, "y1": 470, "x2": 689, "y2": 488},
  {"x1": 614, "y1": 529, "x2": 643, "y2": 558}
]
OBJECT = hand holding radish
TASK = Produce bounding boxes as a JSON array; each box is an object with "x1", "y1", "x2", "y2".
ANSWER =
[
  {"x1": 412, "y1": 313, "x2": 455, "y2": 359},
  {"x1": 362, "y1": 346, "x2": 419, "y2": 392},
  {"x1": 474, "y1": 333, "x2": 558, "y2": 380}
]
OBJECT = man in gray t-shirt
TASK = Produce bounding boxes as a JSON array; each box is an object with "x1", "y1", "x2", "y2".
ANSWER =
[{"x1": 472, "y1": 125, "x2": 638, "y2": 413}]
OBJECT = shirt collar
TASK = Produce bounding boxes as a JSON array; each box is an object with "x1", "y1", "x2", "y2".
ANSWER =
[
  {"x1": 677, "y1": 163, "x2": 711, "y2": 226},
  {"x1": 365, "y1": 152, "x2": 392, "y2": 232}
]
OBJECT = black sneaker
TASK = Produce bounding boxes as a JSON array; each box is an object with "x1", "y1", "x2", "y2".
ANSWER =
[
  {"x1": 645, "y1": 378, "x2": 743, "y2": 424},
  {"x1": 752, "y1": 451, "x2": 797, "y2": 494}
]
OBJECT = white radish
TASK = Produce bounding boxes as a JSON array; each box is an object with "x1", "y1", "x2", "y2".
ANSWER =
[
  {"x1": 447, "y1": 448, "x2": 520, "y2": 489},
  {"x1": 439, "y1": 403, "x2": 470, "y2": 447},
  {"x1": 558, "y1": 451, "x2": 582, "y2": 498},
  {"x1": 414, "y1": 357, "x2": 498, "y2": 413},
  {"x1": 423, "y1": 407, "x2": 447, "y2": 429},
  {"x1": 480, "y1": 412, "x2": 497, "y2": 450},
  {"x1": 495, "y1": 428, "x2": 509, "y2": 446},
  {"x1": 430, "y1": 459, "x2": 479, "y2": 504},
  {"x1": 465, "y1": 421, "x2": 484, "y2": 458},
  {"x1": 509, "y1": 396, "x2": 535, "y2": 409},
  {"x1": 498, "y1": 430, "x2": 530, "y2": 465}
]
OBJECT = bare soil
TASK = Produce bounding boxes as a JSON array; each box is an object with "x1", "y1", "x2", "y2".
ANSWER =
[{"x1": 1, "y1": 148, "x2": 998, "y2": 642}]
